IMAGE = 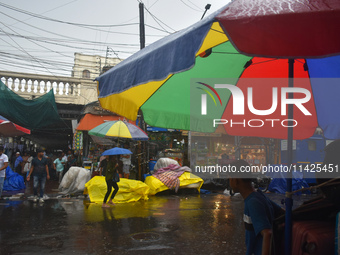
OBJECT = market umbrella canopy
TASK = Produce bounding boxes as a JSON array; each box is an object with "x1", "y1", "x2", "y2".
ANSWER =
[
  {"x1": 102, "y1": 147, "x2": 132, "y2": 156},
  {"x1": 96, "y1": 0, "x2": 340, "y2": 139},
  {"x1": 95, "y1": 1, "x2": 340, "y2": 254},
  {"x1": 0, "y1": 115, "x2": 31, "y2": 137},
  {"x1": 89, "y1": 120, "x2": 148, "y2": 141},
  {"x1": 215, "y1": 0, "x2": 340, "y2": 58}
]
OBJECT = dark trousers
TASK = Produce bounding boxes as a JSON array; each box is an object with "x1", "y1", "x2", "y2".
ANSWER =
[
  {"x1": 103, "y1": 179, "x2": 119, "y2": 203},
  {"x1": 33, "y1": 175, "x2": 46, "y2": 198}
]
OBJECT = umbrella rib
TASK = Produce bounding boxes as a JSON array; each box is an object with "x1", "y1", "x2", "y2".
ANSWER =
[
  {"x1": 213, "y1": 51, "x2": 243, "y2": 55},
  {"x1": 210, "y1": 28, "x2": 226, "y2": 35},
  {"x1": 250, "y1": 59, "x2": 279, "y2": 65}
]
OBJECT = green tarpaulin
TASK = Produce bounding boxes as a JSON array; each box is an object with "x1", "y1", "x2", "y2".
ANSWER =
[{"x1": 0, "y1": 80, "x2": 61, "y2": 130}]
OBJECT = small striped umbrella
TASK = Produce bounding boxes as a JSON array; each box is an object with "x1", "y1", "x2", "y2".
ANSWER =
[{"x1": 88, "y1": 120, "x2": 148, "y2": 141}]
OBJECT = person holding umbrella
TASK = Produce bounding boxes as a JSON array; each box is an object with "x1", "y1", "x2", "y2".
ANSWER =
[{"x1": 102, "y1": 155, "x2": 120, "y2": 208}]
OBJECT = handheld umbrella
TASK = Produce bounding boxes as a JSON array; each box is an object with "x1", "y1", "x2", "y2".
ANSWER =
[
  {"x1": 96, "y1": 1, "x2": 340, "y2": 254},
  {"x1": 102, "y1": 147, "x2": 132, "y2": 156}
]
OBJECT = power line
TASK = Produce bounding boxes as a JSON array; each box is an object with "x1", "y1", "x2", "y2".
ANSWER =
[
  {"x1": 179, "y1": 0, "x2": 202, "y2": 12},
  {"x1": 0, "y1": 29, "x2": 38, "y2": 74},
  {"x1": 0, "y1": 2, "x2": 140, "y2": 28},
  {"x1": 0, "y1": 1, "x2": 181, "y2": 76},
  {"x1": 9, "y1": 0, "x2": 79, "y2": 26},
  {"x1": 186, "y1": 0, "x2": 204, "y2": 11},
  {"x1": 1, "y1": 9, "x2": 165, "y2": 38},
  {"x1": 145, "y1": 24, "x2": 170, "y2": 33},
  {"x1": 149, "y1": 0, "x2": 161, "y2": 9},
  {"x1": 0, "y1": 54, "x2": 71, "y2": 75},
  {"x1": 0, "y1": 22, "x2": 71, "y2": 78},
  {"x1": 0, "y1": 31, "x2": 140, "y2": 51},
  {"x1": 143, "y1": 5, "x2": 176, "y2": 33},
  {"x1": 0, "y1": 23, "x2": 78, "y2": 74},
  {"x1": 0, "y1": 49, "x2": 124, "y2": 71}
]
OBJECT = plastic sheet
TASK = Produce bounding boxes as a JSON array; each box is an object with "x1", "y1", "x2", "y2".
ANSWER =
[
  {"x1": 59, "y1": 167, "x2": 91, "y2": 195},
  {"x1": 84, "y1": 176, "x2": 149, "y2": 203},
  {"x1": 145, "y1": 172, "x2": 204, "y2": 195},
  {"x1": 3, "y1": 166, "x2": 25, "y2": 191},
  {"x1": 268, "y1": 178, "x2": 310, "y2": 195},
  {"x1": 153, "y1": 157, "x2": 179, "y2": 171}
]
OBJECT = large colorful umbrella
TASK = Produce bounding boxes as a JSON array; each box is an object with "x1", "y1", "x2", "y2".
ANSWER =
[
  {"x1": 96, "y1": 0, "x2": 340, "y2": 140},
  {"x1": 88, "y1": 120, "x2": 148, "y2": 141},
  {"x1": 96, "y1": 1, "x2": 340, "y2": 254},
  {"x1": 0, "y1": 115, "x2": 31, "y2": 137}
]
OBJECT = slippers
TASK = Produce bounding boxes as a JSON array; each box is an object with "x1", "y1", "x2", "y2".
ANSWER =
[
  {"x1": 102, "y1": 203, "x2": 110, "y2": 208},
  {"x1": 108, "y1": 201, "x2": 116, "y2": 206}
]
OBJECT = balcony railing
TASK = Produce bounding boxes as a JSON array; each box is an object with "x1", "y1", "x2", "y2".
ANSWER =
[{"x1": 0, "y1": 71, "x2": 98, "y2": 104}]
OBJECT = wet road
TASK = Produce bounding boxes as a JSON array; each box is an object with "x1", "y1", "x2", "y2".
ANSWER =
[{"x1": 0, "y1": 192, "x2": 311, "y2": 255}]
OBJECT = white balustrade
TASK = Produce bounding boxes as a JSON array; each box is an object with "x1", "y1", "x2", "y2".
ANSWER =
[{"x1": 0, "y1": 71, "x2": 97, "y2": 105}]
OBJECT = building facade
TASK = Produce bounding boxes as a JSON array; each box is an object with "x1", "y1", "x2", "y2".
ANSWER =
[{"x1": 72, "y1": 53, "x2": 121, "y2": 80}]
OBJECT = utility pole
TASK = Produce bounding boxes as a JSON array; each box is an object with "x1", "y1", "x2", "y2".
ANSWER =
[
  {"x1": 105, "y1": 46, "x2": 109, "y2": 67},
  {"x1": 139, "y1": 2, "x2": 145, "y2": 49},
  {"x1": 138, "y1": 2, "x2": 146, "y2": 180}
]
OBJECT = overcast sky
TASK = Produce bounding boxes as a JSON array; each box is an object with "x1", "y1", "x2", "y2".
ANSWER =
[{"x1": 0, "y1": 0, "x2": 229, "y2": 77}]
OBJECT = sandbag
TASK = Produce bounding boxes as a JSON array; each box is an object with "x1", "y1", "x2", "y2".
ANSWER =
[
  {"x1": 59, "y1": 167, "x2": 91, "y2": 195},
  {"x1": 145, "y1": 172, "x2": 204, "y2": 195},
  {"x1": 3, "y1": 166, "x2": 25, "y2": 191},
  {"x1": 84, "y1": 176, "x2": 149, "y2": 203}
]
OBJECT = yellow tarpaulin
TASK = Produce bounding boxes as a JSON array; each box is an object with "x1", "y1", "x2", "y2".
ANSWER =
[
  {"x1": 84, "y1": 176, "x2": 149, "y2": 203},
  {"x1": 144, "y1": 172, "x2": 204, "y2": 195}
]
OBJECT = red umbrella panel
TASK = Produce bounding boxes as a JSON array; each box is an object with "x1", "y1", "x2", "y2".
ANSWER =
[
  {"x1": 221, "y1": 58, "x2": 318, "y2": 139},
  {"x1": 216, "y1": 0, "x2": 340, "y2": 58},
  {"x1": 0, "y1": 116, "x2": 31, "y2": 137}
]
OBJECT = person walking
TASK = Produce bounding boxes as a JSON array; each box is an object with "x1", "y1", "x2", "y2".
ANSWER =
[
  {"x1": 102, "y1": 155, "x2": 120, "y2": 208},
  {"x1": 53, "y1": 153, "x2": 66, "y2": 183},
  {"x1": 14, "y1": 151, "x2": 23, "y2": 175},
  {"x1": 23, "y1": 152, "x2": 33, "y2": 181},
  {"x1": 121, "y1": 144, "x2": 131, "y2": 179},
  {"x1": 27, "y1": 149, "x2": 50, "y2": 203},
  {"x1": 0, "y1": 145, "x2": 9, "y2": 200}
]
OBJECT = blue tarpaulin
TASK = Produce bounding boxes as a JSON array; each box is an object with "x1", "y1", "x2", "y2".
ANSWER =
[
  {"x1": 3, "y1": 166, "x2": 25, "y2": 191},
  {"x1": 268, "y1": 178, "x2": 311, "y2": 195},
  {"x1": 267, "y1": 169, "x2": 310, "y2": 195}
]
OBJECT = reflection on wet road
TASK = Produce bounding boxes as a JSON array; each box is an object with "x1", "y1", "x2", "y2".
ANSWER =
[{"x1": 0, "y1": 193, "x2": 309, "y2": 254}]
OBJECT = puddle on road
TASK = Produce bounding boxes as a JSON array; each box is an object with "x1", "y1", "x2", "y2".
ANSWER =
[{"x1": 0, "y1": 194, "x2": 257, "y2": 254}]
